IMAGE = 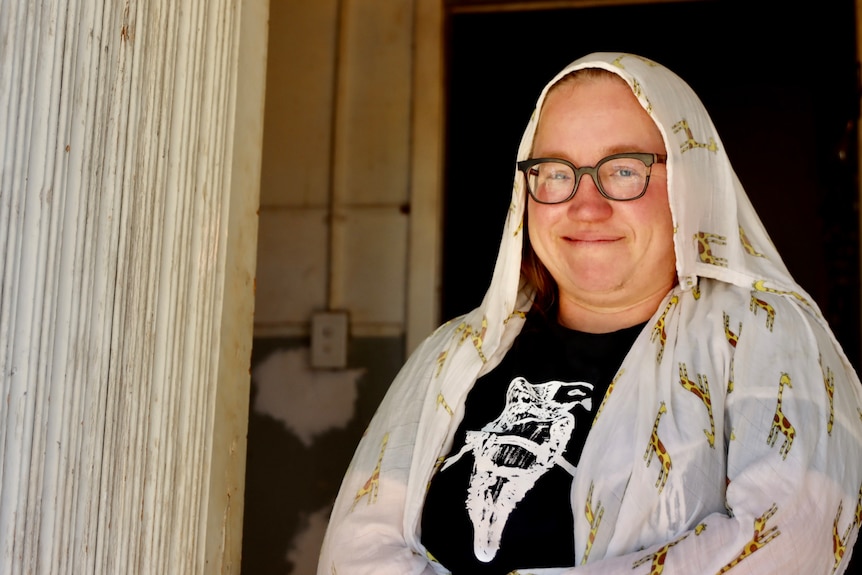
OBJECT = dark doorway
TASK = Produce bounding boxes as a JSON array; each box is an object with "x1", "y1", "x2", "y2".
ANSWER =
[{"x1": 441, "y1": 0, "x2": 861, "y2": 371}]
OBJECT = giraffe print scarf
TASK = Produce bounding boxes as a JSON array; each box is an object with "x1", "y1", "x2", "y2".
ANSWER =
[{"x1": 318, "y1": 52, "x2": 862, "y2": 574}]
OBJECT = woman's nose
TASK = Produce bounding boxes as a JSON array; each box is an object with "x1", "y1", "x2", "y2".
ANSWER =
[{"x1": 566, "y1": 173, "x2": 613, "y2": 219}]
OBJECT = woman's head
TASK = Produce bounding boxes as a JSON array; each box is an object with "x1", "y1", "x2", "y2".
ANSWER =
[{"x1": 521, "y1": 68, "x2": 676, "y2": 331}]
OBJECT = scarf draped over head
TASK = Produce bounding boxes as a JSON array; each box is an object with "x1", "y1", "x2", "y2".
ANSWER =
[
  {"x1": 502, "y1": 52, "x2": 800, "y2": 325},
  {"x1": 317, "y1": 52, "x2": 862, "y2": 575}
]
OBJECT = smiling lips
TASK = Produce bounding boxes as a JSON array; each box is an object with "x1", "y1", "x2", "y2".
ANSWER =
[{"x1": 564, "y1": 233, "x2": 623, "y2": 243}]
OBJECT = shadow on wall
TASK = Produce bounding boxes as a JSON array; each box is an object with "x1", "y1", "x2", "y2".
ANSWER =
[{"x1": 240, "y1": 336, "x2": 405, "y2": 574}]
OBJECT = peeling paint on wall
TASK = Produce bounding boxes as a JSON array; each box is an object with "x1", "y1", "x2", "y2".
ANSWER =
[
  {"x1": 286, "y1": 506, "x2": 331, "y2": 574},
  {"x1": 241, "y1": 336, "x2": 405, "y2": 575},
  {"x1": 253, "y1": 347, "x2": 365, "y2": 446}
]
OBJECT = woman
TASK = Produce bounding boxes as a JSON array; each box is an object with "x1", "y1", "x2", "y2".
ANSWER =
[{"x1": 317, "y1": 52, "x2": 862, "y2": 574}]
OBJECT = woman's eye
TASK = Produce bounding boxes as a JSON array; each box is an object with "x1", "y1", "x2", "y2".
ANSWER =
[{"x1": 540, "y1": 166, "x2": 572, "y2": 182}]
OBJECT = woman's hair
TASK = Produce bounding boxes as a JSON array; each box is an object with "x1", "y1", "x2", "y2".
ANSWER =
[{"x1": 520, "y1": 67, "x2": 628, "y2": 315}]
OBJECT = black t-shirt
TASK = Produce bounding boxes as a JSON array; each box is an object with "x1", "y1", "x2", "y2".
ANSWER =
[{"x1": 421, "y1": 309, "x2": 644, "y2": 574}]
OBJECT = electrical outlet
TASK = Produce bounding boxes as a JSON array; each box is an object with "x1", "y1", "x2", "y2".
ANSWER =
[{"x1": 310, "y1": 311, "x2": 349, "y2": 369}]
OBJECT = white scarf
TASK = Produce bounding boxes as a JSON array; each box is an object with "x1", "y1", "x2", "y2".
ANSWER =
[{"x1": 318, "y1": 52, "x2": 862, "y2": 575}]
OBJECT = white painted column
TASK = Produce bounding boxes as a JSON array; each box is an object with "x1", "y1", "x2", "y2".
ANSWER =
[{"x1": 0, "y1": 0, "x2": 267, "y2": 572}]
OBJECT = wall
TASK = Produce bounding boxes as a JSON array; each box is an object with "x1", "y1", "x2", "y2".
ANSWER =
[{"x1": 241, "y1": 1, "x2": 422, "y2": 572}]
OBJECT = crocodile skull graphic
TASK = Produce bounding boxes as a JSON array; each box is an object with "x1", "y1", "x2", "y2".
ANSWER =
[{"x1": 442, "y1": 376, "x2": 594, "y2": 562}]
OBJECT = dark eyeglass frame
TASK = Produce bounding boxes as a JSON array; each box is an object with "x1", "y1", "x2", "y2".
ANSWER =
[{"x1": 517, "y1": 152, "x2": 667, "y2": 203}]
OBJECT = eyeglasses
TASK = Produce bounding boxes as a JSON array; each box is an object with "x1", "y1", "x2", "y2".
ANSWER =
[{"x1": 517, "y1": 152, "x2": 667, "y2": 204}]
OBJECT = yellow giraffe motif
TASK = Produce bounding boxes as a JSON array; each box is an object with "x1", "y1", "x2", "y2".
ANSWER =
[
  {"x1": 512, "y1": 217, "x2": 523, "y2": 237},
  {"x1": 426, "y1": 456, "x2": 446, "y2": 493},
  {"x1": 611, "y1": 53, "x2": 659, "y2": 69},
  {"x1": 610, "y1": 56, "x2": 657, "y2": 112},
  {"x1": 717, "y1": 503, "x2": 780, "y2": 573},
  {"x1": 351, "y1": 432, "x2": 389, "y2": 510},
  {"x1": 644, "y1": 402, "x2": 672, "y2": 493},
  {"x1": 594, "y1": 369, "x2": 624, "y2": 421},
  {"x1": 695, "y1": 522, "x2": 707, "y2": 535},
  {"x1": 693, "y1": 232, "x2": 728, "y2": 267},
  {"x1": 426, "y1": 549, "x2": 443, "y2": 565},
  {"x1": 855, "y1": 482, "x2": 862, "y2": 527},
  {"x1": 739, "y1": 226, "x2": 766, "y2": 258},
  {"x1": 581, "y1": 482, "x2": 605, "y2": 565},
  {"x1": 509, "y1": 198, "x2": 524, "y2": 236},
  {"x1": 678, "y1": 363, "x2": 716, "y2": 447},
  {"x1": 436, "y1": 392, "x2": 453, "y2": 416},
  {"x1": 651, "y1": 296, "x2": 679, "y2": 364},
  {"x1": 691, "y1": 283, "x2": 701, "y2": 300},
  {"x1": 832, "y1": 500, "x2": 855, "y2": 573},
  {"x1": 749, "y1": 293, "x2": 775, "y2": 332},
  {"x1": 672, "y1": 119, "x2": 719, "y2": 153},
  {"x1": 820, "y1": 354, "x2": 835, "y2": 435},
  {"x1": 454, "y1": 316, "x2": 488, "y2": 363},
  {"x1": 723, "y1": 312, "x2": 741, "y2": 393},
  {"x1": 723, "y1": 312, "x2": 741, "y2": 348},
  {"x1": 767, "y1": 373, "x2": 795, "y2": 460},
  {"x1": 632, "y1": 533, "x2": 690, "y2": 574},
  {"x1": 504, "y1": 310, "x2": 527, "y2": 324},
  {"x1": 434, "y1": 350, "x2": 447, "y2": 378},
  {"x1": 630, "y1": 79, "x2": 653, "y2": 115},
  {"x1": 753, "y1": 279, "x2": 813, "y2": 310}
]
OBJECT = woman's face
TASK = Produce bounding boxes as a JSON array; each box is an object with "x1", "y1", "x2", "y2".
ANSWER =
[{"x1": 527, "y1": 75, "x2": 676, "y2": 330}]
